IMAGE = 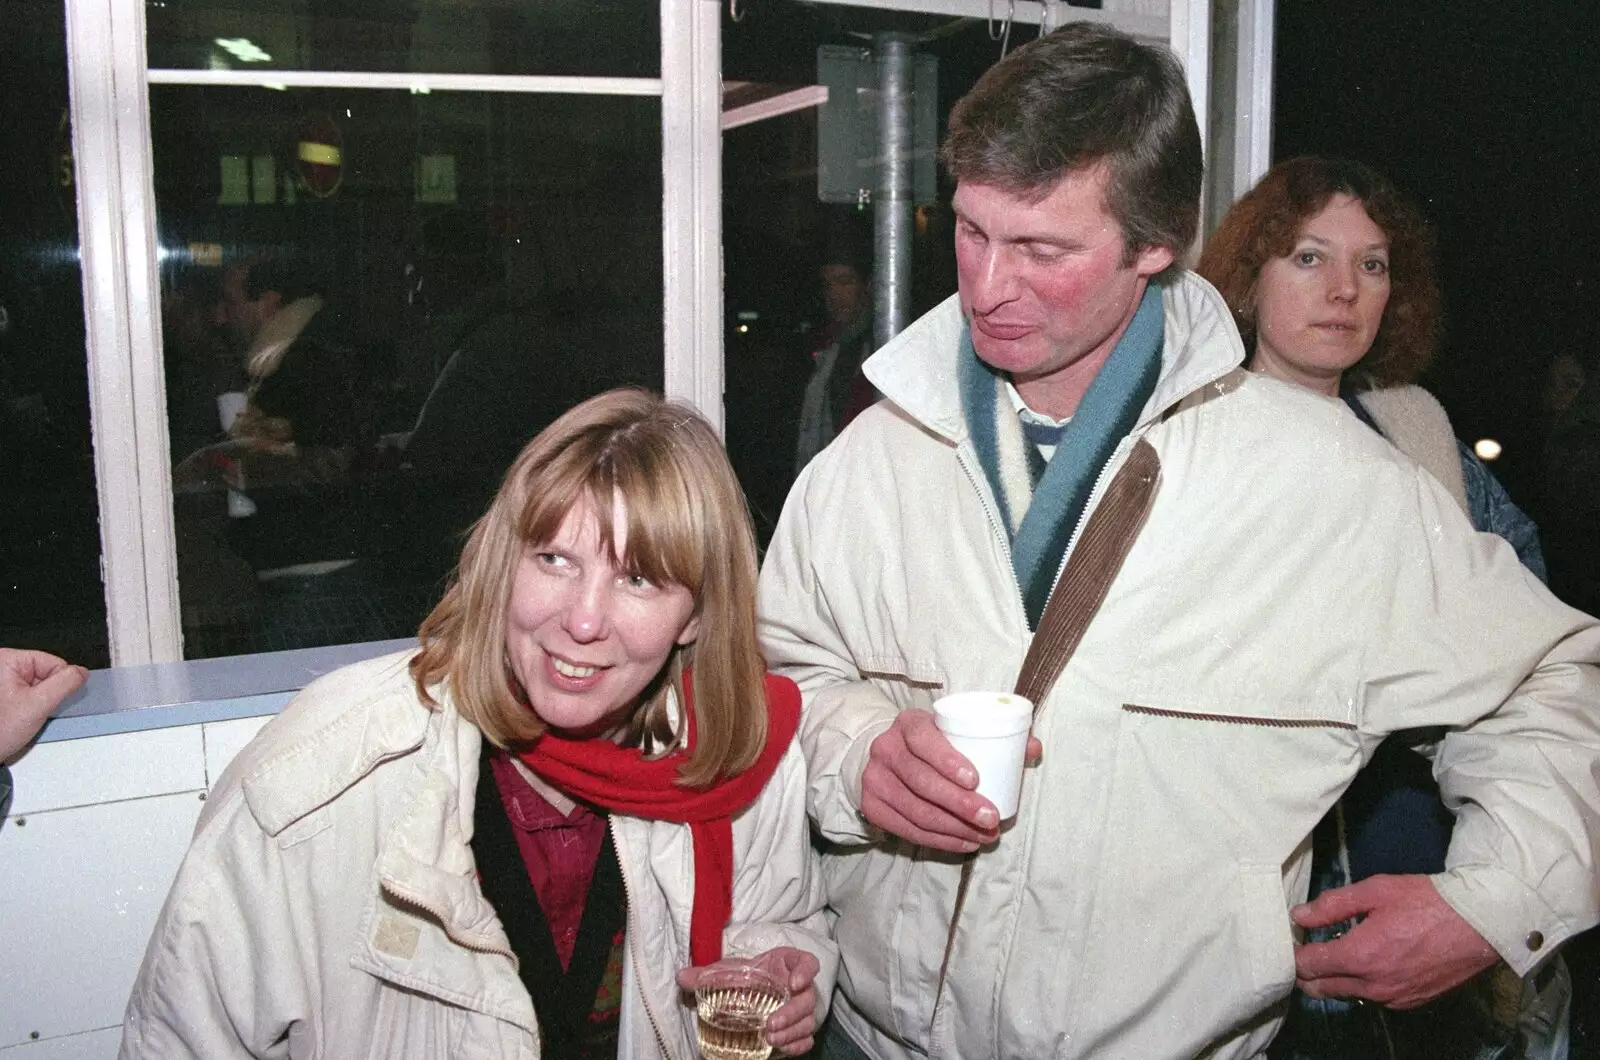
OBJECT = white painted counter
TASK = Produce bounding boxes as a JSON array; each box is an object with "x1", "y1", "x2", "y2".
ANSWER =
[{"x1": 0, "y1": 640, "x2": 413, "y2": 1057}]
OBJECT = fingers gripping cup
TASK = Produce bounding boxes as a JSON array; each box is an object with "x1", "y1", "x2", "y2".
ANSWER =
[{"x1": 933, "y1": 692, "x2": 1034, "y2": 821}]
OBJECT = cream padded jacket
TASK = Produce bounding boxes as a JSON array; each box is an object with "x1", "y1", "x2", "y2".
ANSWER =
[
  {"x1": 759, "y1": 272, "x2": 1600, "y2": 1060},
  {"x1": 120, "y1": 650, "x2": 836, "y2": 1060}
]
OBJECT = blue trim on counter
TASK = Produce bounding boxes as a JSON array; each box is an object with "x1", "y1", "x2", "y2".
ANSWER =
[{"x1": 36, "y1": 639, "x2": 417, "y2": 743}]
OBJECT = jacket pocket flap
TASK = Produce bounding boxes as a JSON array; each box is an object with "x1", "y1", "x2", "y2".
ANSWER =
[
  {"x1": 857, "y1": 654, "x2": 946, "y2": 691},
  {"x1": 1122, "y1": 702, "x2": 1356, "y2": 730}
]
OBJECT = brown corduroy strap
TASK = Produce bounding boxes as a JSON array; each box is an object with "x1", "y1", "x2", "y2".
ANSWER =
[{"x1": 929, "y1": 437, "x2": 1162, "y2": 1040}]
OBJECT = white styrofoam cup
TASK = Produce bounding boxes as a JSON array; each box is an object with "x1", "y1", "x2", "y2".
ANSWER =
[
  {"x1": 932, "y1": 691, "x2": 1033, "y2": 821},
  {"x1": 217, "y1": 390, "x2": 247, "y2": 431}
]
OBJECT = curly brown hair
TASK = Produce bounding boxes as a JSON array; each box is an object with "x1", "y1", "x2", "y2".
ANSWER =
[{"x1": 1197, "y1": 156, "x2": 1440, "y2": 388}]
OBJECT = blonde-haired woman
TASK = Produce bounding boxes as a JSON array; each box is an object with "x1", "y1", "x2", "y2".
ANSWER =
[{"x1": 122, "y1": 389, "x2": 836, "y2": 1059}]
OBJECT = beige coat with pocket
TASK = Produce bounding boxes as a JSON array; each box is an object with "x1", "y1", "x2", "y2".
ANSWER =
[
  {"x1": 120, "y1": 650, "x2": 836, "y2": 1059},
  {"x1": 759, "y1": 271, "x2": 1600, "y2": 1060}
]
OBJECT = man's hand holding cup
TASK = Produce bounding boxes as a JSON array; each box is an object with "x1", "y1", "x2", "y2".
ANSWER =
[{"x1": 860, "y1": 692, "x2": 1036, "y2": 853}]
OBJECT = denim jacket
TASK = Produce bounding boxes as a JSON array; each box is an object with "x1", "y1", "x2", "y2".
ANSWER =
[{"x1": 1461, "y1": 440, "x2": 1547, "y2": 581}]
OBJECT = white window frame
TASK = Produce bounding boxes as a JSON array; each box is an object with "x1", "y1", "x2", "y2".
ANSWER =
[
  {"x1": 1201, "y1": 0, "x2": 1274, "y2": 241},
  {"x1": 67, "y1": 0, "x2": 181, "y2": 664},
  {"x1": 67, "y1": 0, "x2": 1263, "y2": 668},
  {"x1": 1225, "y1": 0, "x2": 1275, "y2": 202}
]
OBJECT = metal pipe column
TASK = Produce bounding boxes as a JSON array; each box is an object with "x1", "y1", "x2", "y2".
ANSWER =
[{"x1": 873, "y1": 32, "x2": 915, "y2": 349}]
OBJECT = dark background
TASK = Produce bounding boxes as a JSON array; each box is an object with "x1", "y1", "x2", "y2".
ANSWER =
[{"x1": 6, "y1": 0, "x2": 1598, "y2": 655}]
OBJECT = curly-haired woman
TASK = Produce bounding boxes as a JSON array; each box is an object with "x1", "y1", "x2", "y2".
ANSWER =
[{"x1": 1200, "y1": 157, "x2": 1564, "y2": 1060}]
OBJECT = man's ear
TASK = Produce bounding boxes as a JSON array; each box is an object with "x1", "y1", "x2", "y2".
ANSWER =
[{"x1": 1133, "y1": 242, "x2": 1176, "y2": 278}]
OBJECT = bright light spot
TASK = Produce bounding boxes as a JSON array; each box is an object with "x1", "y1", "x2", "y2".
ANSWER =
[
  {"x1": 214, "y1": 37, "x2": 272, "y2": 63},
  {"x1": 410, "y1": 84, "x2": 431, "y2": 95},
  {"x1": 263, "y1": 82, "x2": 287, "y2": 91},
  {"x1": 1475, "y1": 438, "x2": 1503, "y2": 461},
  {"x1": 346, "y1": 109, "x2": 352, "y2": 118},
  {"x1": 736, "y1": 325, "x2": 749, "y2": 334}
]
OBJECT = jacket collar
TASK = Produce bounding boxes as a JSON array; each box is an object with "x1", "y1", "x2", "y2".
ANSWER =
[
  {"x1": 862, "y1": 269, "x2": 1247, "y2": 443},
  {"x1": 369, "y1": 704, "x2": 509, "y2": 954}
]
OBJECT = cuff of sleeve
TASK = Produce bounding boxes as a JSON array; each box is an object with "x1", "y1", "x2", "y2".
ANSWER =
[
  {"x1": 1431, "y1": 867, "x2": 1577, "y2": 977},
  {"x1": 839, "y1": 715, "x2": 897, "y2": 817},
  {"x1": 804, "y1": 690, "x2": 900, "y2": 842}
]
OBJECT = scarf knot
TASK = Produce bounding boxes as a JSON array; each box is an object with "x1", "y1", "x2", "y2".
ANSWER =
[{"x1": 518, "y1": 672, "x2": 801, "y2": 966}]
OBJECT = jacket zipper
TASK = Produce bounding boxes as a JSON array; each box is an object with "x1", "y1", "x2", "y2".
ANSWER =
[
  {"x1": 378, "y1": 879, "x2": 515, "y2": 959},
  {"x1": 928, "y1": 343, "x2": 1241, "y2": 1055},
  {"x1": 941, "y1": 437, "x2": 1131, "y2": 1056},
  {"x1": 955, "y1": 447, "x2": 1030, "y2": 623},
  {"x1": 1122, "y1": 704, "x2": 1357, "y2": 730},
  {"x1": 1047, "y1": 433, "x2": 1136, "y2": 603},
  {"x1": 611, "y1": 820, "x2": 679, "y2": 1060}
]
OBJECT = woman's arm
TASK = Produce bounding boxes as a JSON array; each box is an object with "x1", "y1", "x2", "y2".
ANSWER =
[{"x1": 120, "y1": 786, "x2": 306, "y2": 1059}]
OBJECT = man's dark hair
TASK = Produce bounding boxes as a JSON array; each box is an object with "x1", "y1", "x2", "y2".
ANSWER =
[
  {"x1": 242, "y1": 255, "x2": 324, "y2": 304},
  {"x1": 820, "y1": 213, "x2": 873, "y2": 278},
  {"x1": 941, "y1": 22, "x2": 1203, "y2": 264}
]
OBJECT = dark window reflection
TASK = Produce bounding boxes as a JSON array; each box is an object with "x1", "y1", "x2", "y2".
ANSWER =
[
  {"x1": 0, "y1": 3, "x2": 109, "y2": 667},
  {"x1": 146, "y1": 0, "x2": 658, "y2": 78},
  {"x1": 721, "y1": 5, "x2": 1022, "y2": 549},
  {"x1": 153, "y1": 87, "x2": 662, "y2": 658}
]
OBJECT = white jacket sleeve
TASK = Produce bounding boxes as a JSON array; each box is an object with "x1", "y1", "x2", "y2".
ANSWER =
[
  {"x1": 120, "y1": 787, "x2": 306, "y2": 1059},
  {"x1": 1364, "y1": 464, "x2": 1600, "y2": 976},
  {"x1": 724, "y1": 743, "x2": 840, "y2": 1017},
  {"x1": 759, "y1": 467, "x2": 899, "y2": 844}
]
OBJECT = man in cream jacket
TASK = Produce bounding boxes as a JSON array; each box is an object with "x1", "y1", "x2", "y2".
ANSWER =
[{"x1": 758, "y1": 23, "x2": 1600, "y2": 1060}]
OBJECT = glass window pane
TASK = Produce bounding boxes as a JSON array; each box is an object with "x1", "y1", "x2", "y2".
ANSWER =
[
  {"x1": 147, "y1": 0, "x2": 658, "y2": 78},
  {"x1": 722, "y1": 5, "x2": 1014, "y2": 548},
  {"x1": 0, "y1": 2, "x2": 109, "y2": 667},
  {"x1": 152, "y1": 86, "x2": 663, "y2": 658}
]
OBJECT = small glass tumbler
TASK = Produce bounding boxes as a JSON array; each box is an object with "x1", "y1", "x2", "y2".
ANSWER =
[{"x1": 693, "y1": 963, "x2": 790, "y2": 1060}]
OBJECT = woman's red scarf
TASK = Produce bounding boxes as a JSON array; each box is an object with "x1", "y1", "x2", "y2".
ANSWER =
[{"x1": 518, "y1": 671, "x2": 801, "y2": 966}]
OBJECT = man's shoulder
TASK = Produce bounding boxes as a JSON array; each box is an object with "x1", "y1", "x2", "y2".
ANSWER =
[
  {"x1": 1154, "y1": 370, "x2": 1423, "y2": 506},
  {"x1": 1213, "y1": 371, "x2": 1396, "y2": 453},
  {"x1": 802, "y1": 396, "x2": 954, "y2": 485}
]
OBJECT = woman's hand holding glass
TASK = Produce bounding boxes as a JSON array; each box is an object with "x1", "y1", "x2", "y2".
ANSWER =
[{"x1": 677, "y1": 946, "x2": 821, "y2": 1057}]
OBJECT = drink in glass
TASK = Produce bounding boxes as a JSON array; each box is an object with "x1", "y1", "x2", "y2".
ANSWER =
[{"x1": 693, "y1": 964, "x2": 789, "y2": 1060}]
